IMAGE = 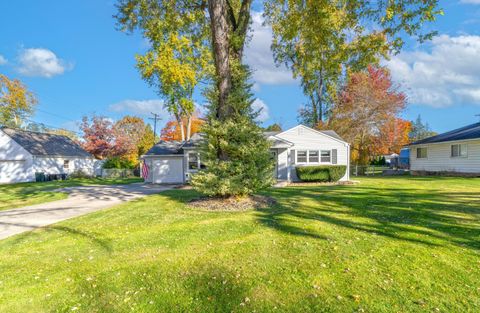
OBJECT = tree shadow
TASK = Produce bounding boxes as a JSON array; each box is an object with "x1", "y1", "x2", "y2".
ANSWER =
[
  {"x1": 8, "y1": 224, "x2": 112, "y2": 252},
  {"x1": 256, "y1": 183, "x2": 480, "y2": 250}
]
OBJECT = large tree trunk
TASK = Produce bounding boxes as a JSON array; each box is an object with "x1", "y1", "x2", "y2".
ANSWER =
[{"x1": 208, "y1": 0, "x2": 231, "y2": 121}]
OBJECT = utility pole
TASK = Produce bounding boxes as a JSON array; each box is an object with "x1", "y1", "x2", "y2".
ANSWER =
[{"x1": 149, "y1": 112, "x2": 162, "y2": 143}]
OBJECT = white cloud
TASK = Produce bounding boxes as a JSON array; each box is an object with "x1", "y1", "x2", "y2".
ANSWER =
[
  {"x1": 252, "y1": 98, "x2": 270, "y2": 122},
  {"x1": 0, "y1": 55, "x2": 7, "y2": 65},
  {"x1": 385, "y1": 34, "x2": 480, "y2": 107},
  {"x1": 245, "y1": 12, "x2": 296, "y2": 85},
  {"x1": 109, "y1": 99, "x2": 168, "y2": 117},
  {"x1": 17, "y1": 48, "x2": 72, "y2": 77}
]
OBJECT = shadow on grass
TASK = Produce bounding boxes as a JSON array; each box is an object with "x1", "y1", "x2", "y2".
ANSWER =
[
  {"x1": 256, "y1": 183, "x2": 480, "y2": 250},
  {"x1": 66, "y1": 263, "x2": 249, "y2": 312},
  {"x1": 8, "y1": 224, "x2": 112, "y2": 252}
]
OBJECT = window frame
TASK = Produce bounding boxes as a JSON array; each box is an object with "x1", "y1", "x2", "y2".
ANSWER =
[
  {"x1": 308, "y1": 150, "x2": 319, "y2": 163},
  {"x1": 451, "y1": 144, "x2": 467, "y2": 158},
  {"x1": 63, "y1": 160, "x2": 70, "y2": 169},
  {"x1": 296, "y1": 150, "x2": 308, "y2": 163},
  {"x1": 320, "y1": 150, "x2": 331, "y2": 163},
  {"x1": 416, "y1": 147, "x2": 427, "y2": 159},
  {"x1": 187, "y1": 152, "x2": 200, "y2": 171}
]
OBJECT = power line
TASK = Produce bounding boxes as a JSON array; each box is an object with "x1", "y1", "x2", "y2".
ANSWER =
[
  {"x1": 35, "y1": 108, "x2": 78, "y2": 123},
  {"x1": 148, "y1": 112, "x2": 162, "y2": 142}
]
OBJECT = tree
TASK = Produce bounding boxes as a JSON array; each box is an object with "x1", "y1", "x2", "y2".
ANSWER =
[
  {"x1": 138, "y1": 124, "x2": 155, "y2": 156},
  {"x1": 264, "y1": 0, "x2": 442, "y2": 127},
  {"x1": 80, "y1": 115, "x2": 115, "y2": 159},
  {"x1": 264, "y1": 123, "x2": 282, "y2": 132},
  {"x1": 160, "y1": 115, "x2": 204, "y2": 141},
  {"x1": 373, "y1": 118, "x2": 412, "y2": 155},
  {"x1": 320, "y1": 66, "x2": 406, "y2": 165},
  {"x1": 409, "y1": 115, "x2": 437, "y2": 142},
  {"x1": 115, "y1": 0, "x2": 440, "y2": 196},
  {"x1": 0, "y1": 75, "x2": 37, "y2": 127}
]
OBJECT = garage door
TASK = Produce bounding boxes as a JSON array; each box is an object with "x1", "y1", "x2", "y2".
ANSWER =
[{"x1": 152, "y1": 157, "x2": 184, "y2": 184}]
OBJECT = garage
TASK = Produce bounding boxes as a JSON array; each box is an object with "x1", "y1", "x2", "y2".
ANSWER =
[{"x1": 151, "y1": 157, "x2": 184, "y2": 184}]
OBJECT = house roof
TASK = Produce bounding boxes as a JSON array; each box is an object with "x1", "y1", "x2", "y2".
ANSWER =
[
  {"x1": 409, "y1": 122, "x2": 480, "y2": 146},
  {"x1": 1, "y1": 127, "x2": 92, "y2": 158},
  {"x1": 319, "y1": 130, "x2": 345, "y2": 142},
  {"x1": 144, "y1": 140, "x2": 184, "y2": 155},
  {"x1": 143, "y1": 126, "x2": 346, "y2": 156}
]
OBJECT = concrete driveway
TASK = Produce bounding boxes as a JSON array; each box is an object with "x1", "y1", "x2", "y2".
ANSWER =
[{"x1": 0, "y1": 183, "x2": 174, "y2": 240}]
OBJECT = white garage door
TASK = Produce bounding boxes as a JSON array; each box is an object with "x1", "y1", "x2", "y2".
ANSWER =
[{"x1": 152, "y1": 157, "x2": 184, "y2": 184}]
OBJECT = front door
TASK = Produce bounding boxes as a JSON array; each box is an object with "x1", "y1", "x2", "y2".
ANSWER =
[{"x1": 270, "y1": 150, "x2": 278, "y2": 180}]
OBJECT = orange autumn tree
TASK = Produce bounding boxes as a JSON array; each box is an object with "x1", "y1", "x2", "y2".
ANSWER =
[
  {"x1": 160, "y1": 115, "x2": 203, "y2": 142},
  {"x1": 318, "y1": 66, "x2": 407, "y2": 165}
]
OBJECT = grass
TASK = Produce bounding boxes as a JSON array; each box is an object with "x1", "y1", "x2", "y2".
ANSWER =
[
  {"x1": 0, "y1": 176, "x2": 479, "y2": 312},
  {"x1": 0, "y1": 177, "x2": 143, "y2": 211}
]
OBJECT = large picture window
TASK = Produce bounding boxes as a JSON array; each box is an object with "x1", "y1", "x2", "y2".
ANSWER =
[
  {"x1": 451, "y1": 144, "x2": 467, "y2": 158},
  {"x1": 416, "y1": 147, "x2": 427, "y2": 159}
]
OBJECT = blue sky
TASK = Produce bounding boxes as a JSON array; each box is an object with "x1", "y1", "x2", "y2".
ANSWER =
[{"x1": 1, "y1": 0, "x2": 480, "y2": 134}]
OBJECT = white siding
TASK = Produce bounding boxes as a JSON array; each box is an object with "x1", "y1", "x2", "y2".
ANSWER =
[
  {"x1": 276, "y1": 148, "x2": 289, "y2": 180},
  {"x1": 33, "y1": 157, "x2": 95, "y2": 175},
  {"x1": 276, "y1": 126, "x2": 350, "y2": 181},
  {"x1": 0, "y1": 129, "x2": 34, "y2": 183},
  {"x1": 410, "y1": 139, "x2": 480, "y2": 173}
]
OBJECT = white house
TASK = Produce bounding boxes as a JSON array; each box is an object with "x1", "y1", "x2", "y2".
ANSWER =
[
  {"x1": 0, "y1": 127, "x2": 95, "y2": 184},
  {"x1": 141, "y1": 124, "x2": 350, "y2": 184},
  {"x1": 408, "y1": 122, "x2": 480, "y2": 174}
]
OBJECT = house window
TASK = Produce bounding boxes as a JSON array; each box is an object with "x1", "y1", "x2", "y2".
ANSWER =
[
  {"x1": 416, "y1": 147, "x2": 427, "y2": 159},
  {"x1": 321, "y1": 150, "x2": 331, "y2": 163},
  {"x1": 308, "y1": 150, "x2": 319, "y2": 163},
  {"x1": 63, "y1": 160, "x2": 70, "y2": 169},
  {"x1": 451, "y1": 144, "x2": 467, "y2": 158},
  {"x1": 297, "y1": 150, "x2": 307, "y2": 163},
  {"x1": 188, "y1": 152, "x2": 199, "y2": 170}
]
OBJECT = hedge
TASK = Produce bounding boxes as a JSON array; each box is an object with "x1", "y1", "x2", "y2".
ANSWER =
[{"x1": 295, "y1": 165, "x2": 347, "y2": 182}]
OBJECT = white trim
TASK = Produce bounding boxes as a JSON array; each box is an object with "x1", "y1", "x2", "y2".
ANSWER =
[
  {"x1": 450, "y1": 143, "x2": 468, "y2": 158},
  {"x1": 408, "y1": 137, "x2": 480, "y2": 147}
]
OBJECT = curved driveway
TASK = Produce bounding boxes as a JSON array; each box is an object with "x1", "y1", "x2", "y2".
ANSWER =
[{"x1": 0, "y1": 183, "x2": 174, "y2": 240}]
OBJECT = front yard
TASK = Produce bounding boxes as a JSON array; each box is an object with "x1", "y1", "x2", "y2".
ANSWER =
[
  {"x1": 0, "y1": 176, "x2": 479, "y2": 312},
  {"x1": 0, "y1": 177, "x2": 143, "y2": 211}
]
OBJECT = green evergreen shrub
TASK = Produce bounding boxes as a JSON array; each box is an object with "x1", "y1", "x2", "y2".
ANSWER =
[
  {"x1": 191, "y1": 66, "x2": 274, "y2": 197},
  {"x1": 296, "y1": 165, "x2": 347, "y2": 182}
]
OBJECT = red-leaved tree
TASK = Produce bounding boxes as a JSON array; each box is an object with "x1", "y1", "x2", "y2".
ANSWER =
[
  {"x1": 319, "y1": 66, "x2": 407, "y2": 164},
  {"x1": 80, "y1": 115, "x2": 115, "y2": 159}
]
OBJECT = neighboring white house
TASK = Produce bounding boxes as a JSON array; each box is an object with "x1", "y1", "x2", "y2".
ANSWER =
[
  {"x1": 141, "y1": 124, "x2": 350, "y2": 184},
  {"x1": 408, "y1": 122, "x2": 480, "y2": 174},
  {"x1": 0, "y1": 127, "x2": 95, "y2": 184}
]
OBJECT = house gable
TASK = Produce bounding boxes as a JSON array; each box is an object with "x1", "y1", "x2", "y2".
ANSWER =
[
  {"x1": 0, "y1": 129, "x2": 33, "y2": 161},
  {"x1": 275, "y1": 125, "x2": 348, "y2": 148}
]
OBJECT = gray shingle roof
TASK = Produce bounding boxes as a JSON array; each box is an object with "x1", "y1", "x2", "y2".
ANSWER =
[
  {"x1": 2, "y1": 127, "x2": 92, "y2": 157},
  {"x1": 410, "y1": 122, "x2": 480, "y2": 145},
  {"x1": 144, "y1": 140, "x2": 184, "y2": 155},
  {"x1": 319, "y1": 130, "x2": 345, "y2": 142}
]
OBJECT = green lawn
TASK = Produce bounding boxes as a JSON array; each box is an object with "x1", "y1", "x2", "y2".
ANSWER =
[
  {"x1": 0, "y1": 177, "x2": 479, "y2": 312},
  {"x1": 0, "y1": 177, "x2": 143, "y2": 211}
]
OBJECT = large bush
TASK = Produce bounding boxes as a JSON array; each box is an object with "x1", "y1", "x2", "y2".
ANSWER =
[
  {"x1": 296, "y1": 165, "x2": 347, "y2": 182},
  {"x1": 102, "y1": 157, "x2": 136, "y2": 169}
]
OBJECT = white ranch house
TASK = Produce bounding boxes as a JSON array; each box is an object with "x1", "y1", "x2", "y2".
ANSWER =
[
  {"x1": 408, "y1": 122, "x2": 480, "y2": 174},
  {"x1": 142, "y1": 124, "x2": 350, "y2": 184},
  {"x1": 0, "y1": 127, "x2": 95, "y2": 184}
]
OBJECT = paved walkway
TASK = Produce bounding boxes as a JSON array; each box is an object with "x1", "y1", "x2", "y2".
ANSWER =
[{"x1": 0, "y1": 183, "x2": 174, "y2": 240}]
